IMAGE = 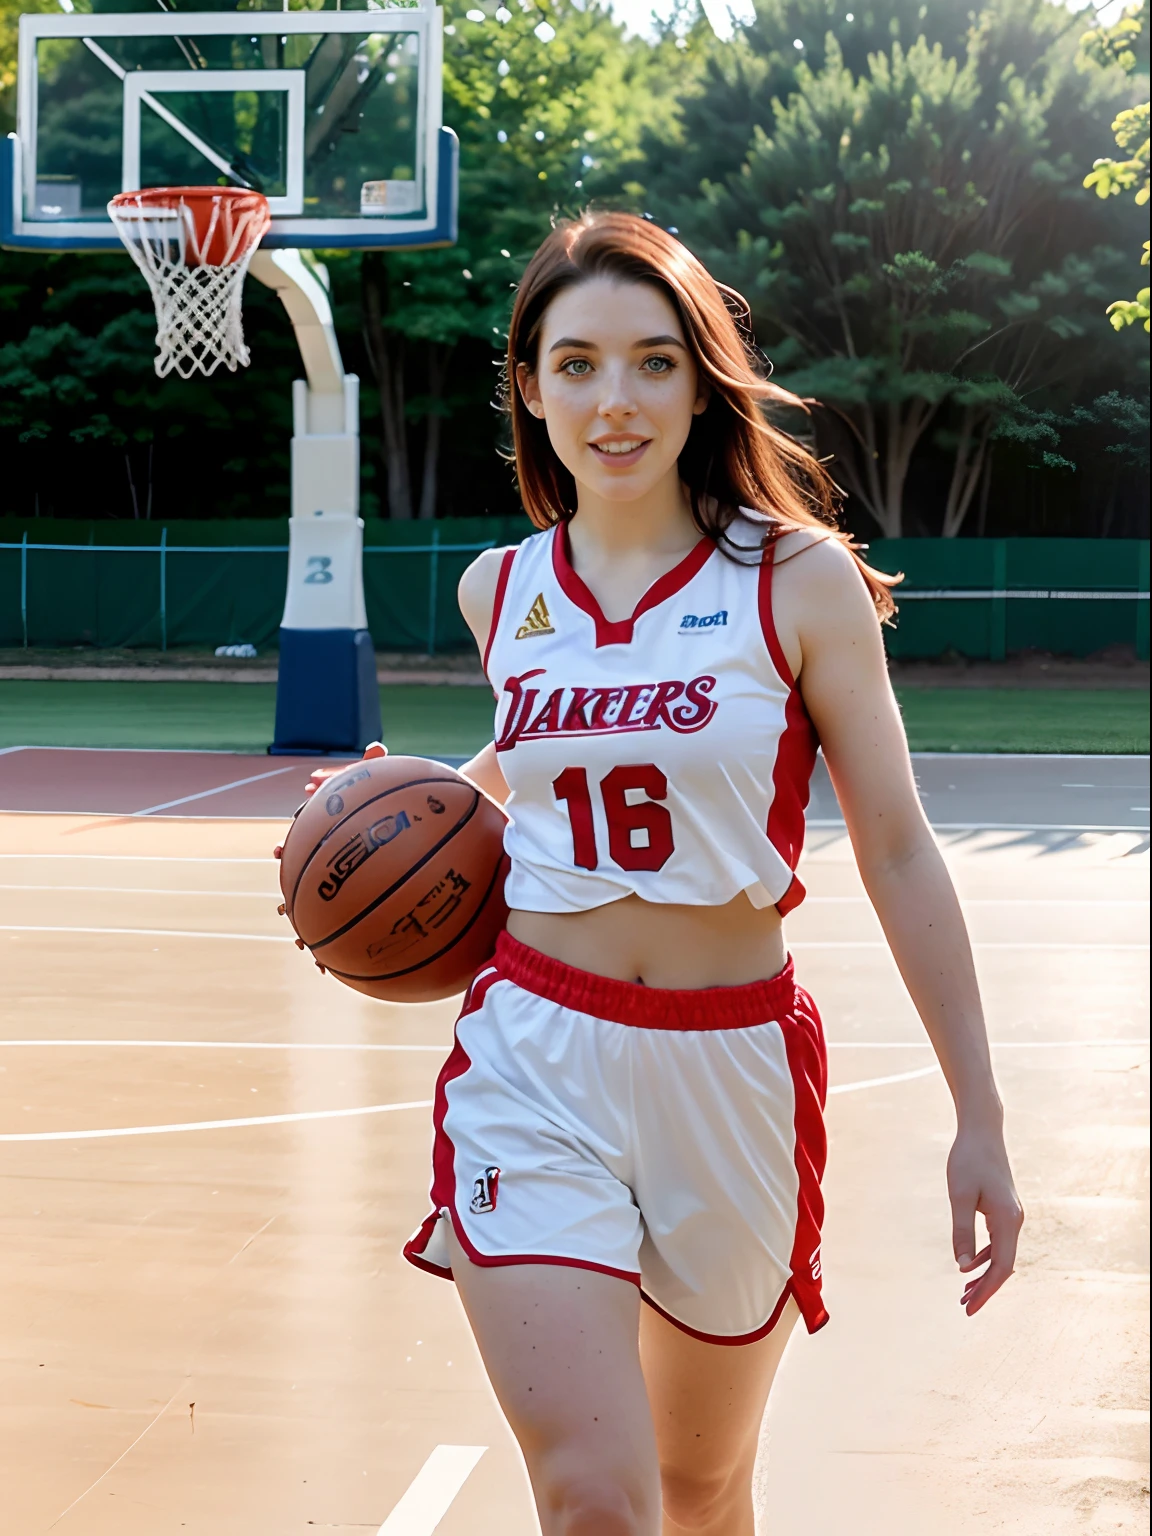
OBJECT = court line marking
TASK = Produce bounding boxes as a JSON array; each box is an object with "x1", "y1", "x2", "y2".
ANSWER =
[
  {"x1": 7, "y1": 810, "x2": 1149, "y2": 830},
  {"x1": 0, "y1": 1039, "x2": 451, "y2": 1051},
  {"x1": 0, "y1": 1099, "x2": 434, "y2": 1143},
  {"x1": 0, "y1": 884, "x2": 279, "y2": 897},
  {"x1": 1, "y1": 1038, "x2": 1146, "y2": 1052},
  {"x1": 3, "y1": 926, "x2": 1148, "y2": 952},
  {"x1": 0, "y1": 808, "x2": 294, "y2": 823},
  {"x1": 7, "y1": 1042, "x2": 1147, "y2": 1140},
  {"x1": 903, "y1": 753, "x2": 1149, "y2": 762},
  {"x1": 827, "y1": 1065, "x2": 941, "y2": 1094},
  {"x1": 790, "y1": 940, "x2": 1150, "y2": 952},
  {"x1": 0, "y1": 744, "x2": 317, "y2": 757},
  {"x1": 1, "y1": 925, "x2": 292, "y2": 942},
  {"x1": 132, "y1": 766, "x2": 299, "y2": 816},
  {"x1": 377, "y1": 1445, "x2": 487, "y2": 1536},
  {"x1": 48, "y1": 1380, "x2": 190, "y2": 1529},
  {"x1": 810, "y1": 820, "x2": 1150, "y2": 833},
  {"x1": 0, "y1": 853, "x2": 274, "y2": 863},
  {"x1": 4, "y1": 745, "x2": 1146, "y2": 761},
  {"x1": 3, "y1": 884, "x2": 1147, "y2": 909},
  {"x1": 804, "y1": 896, "x2": 1150, "y2": 908}
]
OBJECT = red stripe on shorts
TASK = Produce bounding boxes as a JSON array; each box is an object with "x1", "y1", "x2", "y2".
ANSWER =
[
  {"x1": 402, "y1": 963, "x2": 502, "y2": 1277},
  {"x1": 781, "y1": 984, "x2": 830, "y2": 1333},
  {"x1": 403, "y1": 960, "x2": 642, "y2": 1287}
]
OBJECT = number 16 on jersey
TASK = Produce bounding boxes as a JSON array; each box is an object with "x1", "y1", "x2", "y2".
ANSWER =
[{"x1": 553, "y1": 765, "x2": 675, "y2": 872}]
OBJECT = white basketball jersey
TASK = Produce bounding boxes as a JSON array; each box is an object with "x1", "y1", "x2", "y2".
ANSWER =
[{"x1": 484, "y1": 521, "x2": 818, "y2": 915}]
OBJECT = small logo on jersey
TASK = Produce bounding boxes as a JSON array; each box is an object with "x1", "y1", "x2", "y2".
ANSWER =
[
  {"x1": 680, "y1": 609, "x2": 727, "y2": 632},
  {"x1": 515, "y1": 593, "x2": 555, "y2": 639},
  {"x1": 469, "y1": 1166, "x2": 501, "y2": 1214},
  {"x1": 809, "y1": 1244, "x2": 822, "y2": 1281}
]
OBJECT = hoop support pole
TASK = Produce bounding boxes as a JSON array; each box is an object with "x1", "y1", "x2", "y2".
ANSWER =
[{"x1": 250, "y1": 249, "x2": 380, "y2": 754}]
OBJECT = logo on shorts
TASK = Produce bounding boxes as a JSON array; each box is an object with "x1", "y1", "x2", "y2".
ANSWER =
[
  {"x1": 809, "y1": 1244, "x2": 822, "y2": 1281},
  {"x1": 515, "y1": 593, "x2": 555, "y2": 639},
  {"x1": 469, "y1": 1166, "x2": 501, "y2": 1214}
]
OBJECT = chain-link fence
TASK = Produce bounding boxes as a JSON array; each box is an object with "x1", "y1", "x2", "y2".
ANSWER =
[{"x1": 0, "y1": 528, "x2": 1147, "y2": 658}]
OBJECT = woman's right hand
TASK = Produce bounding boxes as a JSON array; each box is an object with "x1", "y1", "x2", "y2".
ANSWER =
[
  {"x1": 273, "y1": 741, "x2": 388, "y2": 861},
  {"x1": 303, "y1": 739, "x2": 388, "y2": 800}
]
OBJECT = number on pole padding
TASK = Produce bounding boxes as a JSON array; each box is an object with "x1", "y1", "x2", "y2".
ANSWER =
[
  {"x1": 552, "y1": 764, "x2": 674, "y2": 873},
  {"x1": 304, "y1": 556, "x2": 334, "y2": 585}
]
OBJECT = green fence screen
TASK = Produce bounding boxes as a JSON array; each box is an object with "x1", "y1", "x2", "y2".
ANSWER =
[
  {"x1": 0, "y1": 522, "x2": 1147, "y2": 660},
  {"x1": 867, "y1": 538, "x2": 1149, "y2": 660}
]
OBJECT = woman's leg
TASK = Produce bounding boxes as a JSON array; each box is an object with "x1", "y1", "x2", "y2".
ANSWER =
[
  {"x1": 640, "y1": 1296, "x2": 800, "y2": 1536},
  {"x1": 445, "y1": 1224, "x2": 662, "y2": 1536}
]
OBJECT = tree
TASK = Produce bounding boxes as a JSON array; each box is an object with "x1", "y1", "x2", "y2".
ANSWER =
[
  {"x1": 628, "y1": 0, "x2": 1148, "y2": 537},
  {"x1": 360, "y1": 0, "x2": 689, "y2": 518},
  {"x1": 1081, "y1": 1, "x2": 1150, "y2": 332}
]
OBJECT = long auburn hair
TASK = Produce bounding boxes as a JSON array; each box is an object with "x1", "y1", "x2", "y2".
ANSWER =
[{"x1": 505, "y1": 210, "x2": 898, "y2": 621}]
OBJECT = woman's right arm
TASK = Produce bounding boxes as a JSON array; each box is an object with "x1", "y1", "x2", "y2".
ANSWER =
[{"x1": 457, "y1": 549, "x2": 512, "y2": 807}]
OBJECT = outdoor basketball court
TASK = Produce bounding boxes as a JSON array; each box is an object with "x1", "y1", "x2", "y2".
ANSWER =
[{"x1": 1, "y1": 748, "x2": 1147, "y2": 1534}]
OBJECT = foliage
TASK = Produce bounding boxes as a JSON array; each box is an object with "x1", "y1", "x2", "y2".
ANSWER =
[
  {"x1": 1080, "y1": 2, "x2": 1150, "y2": 332},
  {"x1": 358, "y1": 0, "x2": 690, "y2": 518},
  {"x1": 0, "y1": 0, "x2": 1147, "y2": 537},
  {"x1": 627, "y1": 0, "x2": 1149, "y2": 536},
  {"x1": 0, "y1": 249, "x2": 298, "y2": 519}
]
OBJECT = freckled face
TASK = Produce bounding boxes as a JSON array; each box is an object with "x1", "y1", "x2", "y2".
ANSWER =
[{"x1": 517, "y1": 277, "x2": 708, "y2": 504}]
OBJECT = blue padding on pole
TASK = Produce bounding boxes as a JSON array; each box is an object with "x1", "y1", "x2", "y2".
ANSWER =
[{"x1": 270, "y1": 628, "x2": 382, "y2": 755}]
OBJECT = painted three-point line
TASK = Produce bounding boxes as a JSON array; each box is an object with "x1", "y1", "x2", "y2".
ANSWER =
[{"x1": 377, "y1": 1445, "x2": 487, "y2": 1535}]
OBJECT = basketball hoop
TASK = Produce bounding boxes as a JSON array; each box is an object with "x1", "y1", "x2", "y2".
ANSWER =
[{"x1": 108, "y1": 187, "x2": 272, "y2": 380}]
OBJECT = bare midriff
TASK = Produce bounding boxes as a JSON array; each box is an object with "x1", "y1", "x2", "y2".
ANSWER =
[{"x1": 506, "y1": 893, "x2": 788, "y2": 990}]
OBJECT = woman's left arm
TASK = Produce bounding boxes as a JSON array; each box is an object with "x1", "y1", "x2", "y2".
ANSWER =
[{"x1": 774, "y1": 538, "x2": 1024, "y2": 1315}]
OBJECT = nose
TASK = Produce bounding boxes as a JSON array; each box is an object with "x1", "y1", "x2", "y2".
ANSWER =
[{"x1": 596, "y1": 362, "x2": 638, "y2": 424}]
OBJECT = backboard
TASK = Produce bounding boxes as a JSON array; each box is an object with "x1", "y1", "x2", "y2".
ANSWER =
[{"x1": 2, "y1": 2, "x2": 456, "y2": 251}]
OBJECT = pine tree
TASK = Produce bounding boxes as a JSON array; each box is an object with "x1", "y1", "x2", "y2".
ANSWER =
[{"x1": 634, "y1": 0, "x2": 1148, "y2": 536}]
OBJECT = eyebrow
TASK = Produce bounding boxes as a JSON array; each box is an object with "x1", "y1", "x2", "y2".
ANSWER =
[{"x1": 547, "y1": 334, "x2": 687, "y2": 354}]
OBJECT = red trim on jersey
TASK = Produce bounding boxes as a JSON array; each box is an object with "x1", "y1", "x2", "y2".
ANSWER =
[
  {"x1": 551, "y1": 522, "x2": 715, "y2": 647},
  {"x1": 482, "y1": 547, "x2": 518, "y2": 679},
  {"x1": 757, "y1": 539, "x2": 796, "y2": 688},
  {"x1": 495, "y1": 930, "x2": 798, "y2": 1030},
  {"x1": 759, "y1": 546, "x2": 819, "y2": 916},
  {"x1": 640, "y1": 1279, "x2": 799, "y2": 1345},
  {"x1": 402, "y1": 960, "x2": 643, "y2": 1287},
  {"x1": 780, "y1": 985, "x2": 830, "y2": 1335}
]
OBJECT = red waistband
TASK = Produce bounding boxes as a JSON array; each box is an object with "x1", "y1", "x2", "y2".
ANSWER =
[{"x1": 491, "y1": 931, "x2": 798, "y2": 1030}]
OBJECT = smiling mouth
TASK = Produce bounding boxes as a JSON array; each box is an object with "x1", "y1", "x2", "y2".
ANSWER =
[{"x1": 589, "y1": 438, "x2": 650, "y2": 461}]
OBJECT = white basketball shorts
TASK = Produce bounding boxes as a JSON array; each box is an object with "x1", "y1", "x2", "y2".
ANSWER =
[{"x1": 404, "y1": 931, "x2": 829, "y2": 1342}]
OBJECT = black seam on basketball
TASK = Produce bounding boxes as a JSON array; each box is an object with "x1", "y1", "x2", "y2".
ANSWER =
[
  {"x1": 287, "y1": 775, "x2": 473, "y2": 914},
  {"x1": 321, "y1": 854, "x2": 508, "y2": 983},
  {"x1": 309, "y1": 794, "x2": 485, "y2": 951}
]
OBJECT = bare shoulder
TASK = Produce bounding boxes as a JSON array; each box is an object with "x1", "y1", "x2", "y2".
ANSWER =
[
  {"x1": 769, "y1": 532, "x2": 884, "y2": 684},
  {"x1": 773, "y1": 531, "x2": 876, "y2": 630},
  {"x1": 458, "y1": 545, "x2": 516, "y2": 648}
]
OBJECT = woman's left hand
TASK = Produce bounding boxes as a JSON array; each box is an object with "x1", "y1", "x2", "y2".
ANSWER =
[{"x1": 947, "y1": 1126, "x2": 1024, "y2": 1316}]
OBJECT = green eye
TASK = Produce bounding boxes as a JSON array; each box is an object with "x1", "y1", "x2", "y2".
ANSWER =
[
  {"x1": 562, "y1": 358, "x2": 592, "y2": 375},
  {"x1": 643, "y1": 355, "x2": 674, "y2": 373}
]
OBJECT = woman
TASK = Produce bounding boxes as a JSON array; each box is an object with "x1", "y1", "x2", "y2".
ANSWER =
[{"x1": 315, "y1": 212, "x2": 1023, "y2": 1535}]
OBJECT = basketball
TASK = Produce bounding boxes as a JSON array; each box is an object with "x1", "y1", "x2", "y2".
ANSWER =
[{"x1": 278, "y1": 756, "x2": 509, "y2": 1003}]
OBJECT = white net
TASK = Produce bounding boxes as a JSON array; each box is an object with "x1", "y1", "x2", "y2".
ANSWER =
[{"x1": 108, "y1": 190, "x2": 271, "y2": 380}]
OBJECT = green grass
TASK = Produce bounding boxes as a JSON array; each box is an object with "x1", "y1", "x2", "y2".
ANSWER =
[
  {"x1": 0, "y1": 681, "x2": 1146, "y2": 756},
  {"x1": 0, "y1": 682, "x2": 497, "y2": 756},
  {"x1": 896, "y1": 688, "x2": 1148, "y2": 754}
]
